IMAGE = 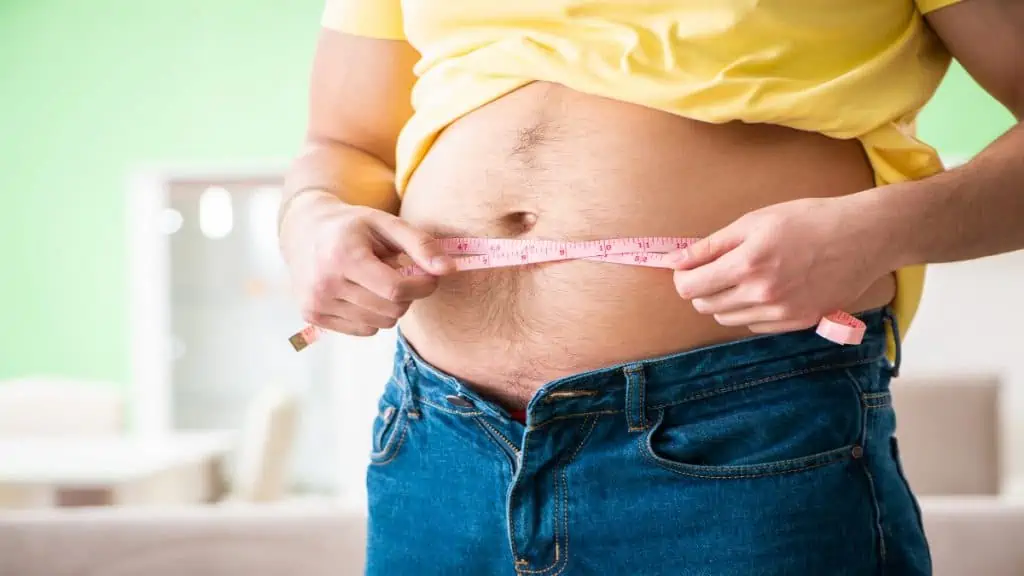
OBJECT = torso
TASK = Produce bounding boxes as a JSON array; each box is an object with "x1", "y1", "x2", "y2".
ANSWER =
[{"x1": 398, "y1": 82, "x2": 896, "y2": 408}]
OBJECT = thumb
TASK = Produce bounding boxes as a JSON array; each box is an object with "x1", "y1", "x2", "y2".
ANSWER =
[
  {"x1": 374, "y1": 215, "x2": 456, "y2": 275},
  {"x1": 670, "y1": 224, "x2": 744, "y2": 271}
]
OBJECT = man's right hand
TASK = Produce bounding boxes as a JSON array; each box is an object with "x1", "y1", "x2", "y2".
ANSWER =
[{"x1": 280, "y1": 193, "x2": 456, "y2": 337}]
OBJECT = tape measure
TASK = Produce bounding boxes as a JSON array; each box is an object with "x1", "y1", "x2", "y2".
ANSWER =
[{"x1": 287, "y1": 236, "x2": 866, "y2": 351}]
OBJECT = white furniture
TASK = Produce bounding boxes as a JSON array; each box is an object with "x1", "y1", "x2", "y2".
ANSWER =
[
  {"x1": 128, "y1": 165, "x2": 339, "y2": 493},
  {"x1": 891, "y1": 373, "x2": 1003, "y2": 495},
  {"x1": 0, "y1": 502, "x2": 363, "y2": 576},
  {"x1": 227, "y1": 386, "x2": 300, "y2": 503},
  {"x1": 0, "y1": 377, "x2": 123, "y2": 437},
  {"x1": 0, "y1": 432, "x2": 233, "y2": 509},
  {"x1": 923, "y1": 496, "x2": 1024, "y2": 576}
]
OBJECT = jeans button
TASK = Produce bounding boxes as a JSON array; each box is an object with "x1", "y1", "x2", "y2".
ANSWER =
[{"x1": 445, "y1": 395, "x2": 474, "y2": 408}]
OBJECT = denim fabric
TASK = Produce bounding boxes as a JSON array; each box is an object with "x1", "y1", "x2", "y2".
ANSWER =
[{"x1": 364, "y1": 307, "x2": 931, "y2": 576}]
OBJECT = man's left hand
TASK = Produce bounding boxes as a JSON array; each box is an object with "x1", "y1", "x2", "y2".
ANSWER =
[{"x1": 668, "y1": 196, "x2": 891, "y2": 334}]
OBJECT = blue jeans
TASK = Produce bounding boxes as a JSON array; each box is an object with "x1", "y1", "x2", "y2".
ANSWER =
[{"x1": 364, "y1": 307, "x2": 931, "y2": 575}]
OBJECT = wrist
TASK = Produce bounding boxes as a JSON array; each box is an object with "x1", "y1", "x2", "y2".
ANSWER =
[
  {"x1": 279, "y1": 187, "x2": 337, "y2": 228},
  {"x1": 277, "y1": 188, "x2": 344, "y2": 253},
  {"x1": 841, "y1": 186, "x2": 911, "y2": 274}
]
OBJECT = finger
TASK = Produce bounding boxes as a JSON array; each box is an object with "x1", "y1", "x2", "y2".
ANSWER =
[
  {"x1": 303, "y1": 312, "x2": 379, "y2": 337},
  {"x1": 747, "y1": 317, "x2": 820, "y2": 334},
  {"x1": 390, "y1": 274, "x2": 441, "y2": 301},
  {"x1": 672, "y1": 247, "x2": 751, "y2": 300},
  {"x1": 667, "y1": 224, "x2": 745, "y2": 271},
  {"x1": 307, "y1": 295, "x2": 398, "y2": 329},
  {"x1": 331, "y1": 301, "x2": 399, "y2": 329},
  {"x1": 339, "y1": 281, "x2": 412, "y2": 318},
  {"x1": 372, "y1": 214, "x2": 456, "y2": 275},
  {"x1": 345, "y1": 253, "x2": 437, "y2": 302},
  {"x1": 711, "y1": 305, "x2": 790, "y2": 327},
  {"x1": 690, "y1": 285, "x2": 750, "y2": 315}
]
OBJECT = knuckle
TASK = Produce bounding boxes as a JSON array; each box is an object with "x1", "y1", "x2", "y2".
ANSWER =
[
  {"x1": 735, "y1": 257, "x2": 756, "y2": 277},
  {"x1": 771, "y1": 304, "x2": 795, "y2": 320},
  {"x1": 310, "y1": 279, "x2": 339, "y2": 306},
  {"x1": 302, "y1": 310, "x2": 327, "y2": 326},
  {"x1": 754, "y1": 253, "x2": 780, "y2": 273},
  {"x1": 389, "y1": 281, "x2": 417, "y2": 302},
  {"x1": 321, "y1": 238, "x2": 345, "y2": 260},
  {"x1": 752, "y1": 282, "x2": 777, "y2": 303},
  {"x1": 386, "y1": 283, "x2": 404, "y2": 302},
  {"x1": 419, "y1": 277, "x2": 440, "y2": 295},
  {"x1": 673, "y1": 277, "x2": 691, "y2": 299},
  {"x1": 690, "y1": 243, "x2": 710, "y2": 262},
  {"x1": 337, "y1": 245, "x2": 370, "y2": 265},
  {"x1": 331, "y1": 280, "x2": 353, "y2": 300},
  {"x1": 759, "y1": 212, "x2": 784, "y2": 230}
]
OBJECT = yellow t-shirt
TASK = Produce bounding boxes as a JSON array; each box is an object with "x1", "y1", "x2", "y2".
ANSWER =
[{"x1": 321, "y1": 0, "x2": 965, "y2": 353}]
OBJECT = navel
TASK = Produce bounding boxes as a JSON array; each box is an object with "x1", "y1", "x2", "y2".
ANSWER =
[{"x1": 502, "y1": 211, "x2": 539, "y2": 235}]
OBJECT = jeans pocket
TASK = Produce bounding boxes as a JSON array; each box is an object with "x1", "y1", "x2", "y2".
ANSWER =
[
  {"x1": 370, "y1": 378, "x2": 410, "y2": 466},
  {"x1": 640, "y1": 364, "x2": 869, "y2": 479}
]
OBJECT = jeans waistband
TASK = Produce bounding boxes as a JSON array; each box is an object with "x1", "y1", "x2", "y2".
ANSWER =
[{"x1": 394, "y1": 307, "x2": 896, "y2": 428}]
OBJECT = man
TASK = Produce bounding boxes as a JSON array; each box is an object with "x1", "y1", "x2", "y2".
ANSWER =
[{"x1": 278, "y1": 0, "x2": 1024, "y2": 573}]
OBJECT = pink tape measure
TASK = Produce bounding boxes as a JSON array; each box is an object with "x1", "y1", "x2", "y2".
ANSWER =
[{"x1": 287, "y1": 236, "x2": 866, "y2": 351}]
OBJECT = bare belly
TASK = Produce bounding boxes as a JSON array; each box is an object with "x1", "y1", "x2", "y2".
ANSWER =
[{"x1": 398, "y1": 82, "x2": 895, "y2": 408}]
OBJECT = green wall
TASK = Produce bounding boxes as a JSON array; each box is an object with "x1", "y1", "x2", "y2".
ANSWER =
[
  {"x1": 0, "y1": 1, "x2": 321, "y2": 383},
  {"x1": 918, "y1": 62, "x2": 1017, "y2": 158},
  {"x1": 0, "y1": 3, "x2": 1017, "y2": 386}
]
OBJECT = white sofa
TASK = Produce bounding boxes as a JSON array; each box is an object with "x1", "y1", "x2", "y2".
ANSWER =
[
  {"x1": 1, "y1": 497, "x2": 1023, "y2": 576},
  {"x1": 0, "y1": 374, "x2": 1020, "y2": 576},
  {"x1": 0, "y1": 502, "x2": 361, "y2": 576},
  {"x1": 921, "y1": 496, "x2": 1024, "y2": 576}
]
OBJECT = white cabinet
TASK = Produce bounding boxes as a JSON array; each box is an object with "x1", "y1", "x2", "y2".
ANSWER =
[{"x1": 127, "y1": 164, "x2": 343, "y2": 494}]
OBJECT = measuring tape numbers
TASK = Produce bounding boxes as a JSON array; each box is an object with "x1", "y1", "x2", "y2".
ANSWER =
[{"x1": 287, "y1": 236, "x2": 866, "y2": 351}]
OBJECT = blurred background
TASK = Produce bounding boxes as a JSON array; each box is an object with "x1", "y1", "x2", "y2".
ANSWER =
[{"x1": 1, "y1": 2, "x2": 1023, "y2": 575}]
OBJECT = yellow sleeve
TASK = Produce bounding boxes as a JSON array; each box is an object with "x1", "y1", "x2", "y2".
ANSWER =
[
  {"x1": 916, "y1": 0, "x2": 965, "y2": 14},
  {"x1": 321, "y1": 0, "x2": 405, "y2": 40}
]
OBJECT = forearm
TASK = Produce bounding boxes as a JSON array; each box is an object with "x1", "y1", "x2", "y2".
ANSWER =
[{"x1": 861, "y1": 120, "x2": 1024, "y2": 270}]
